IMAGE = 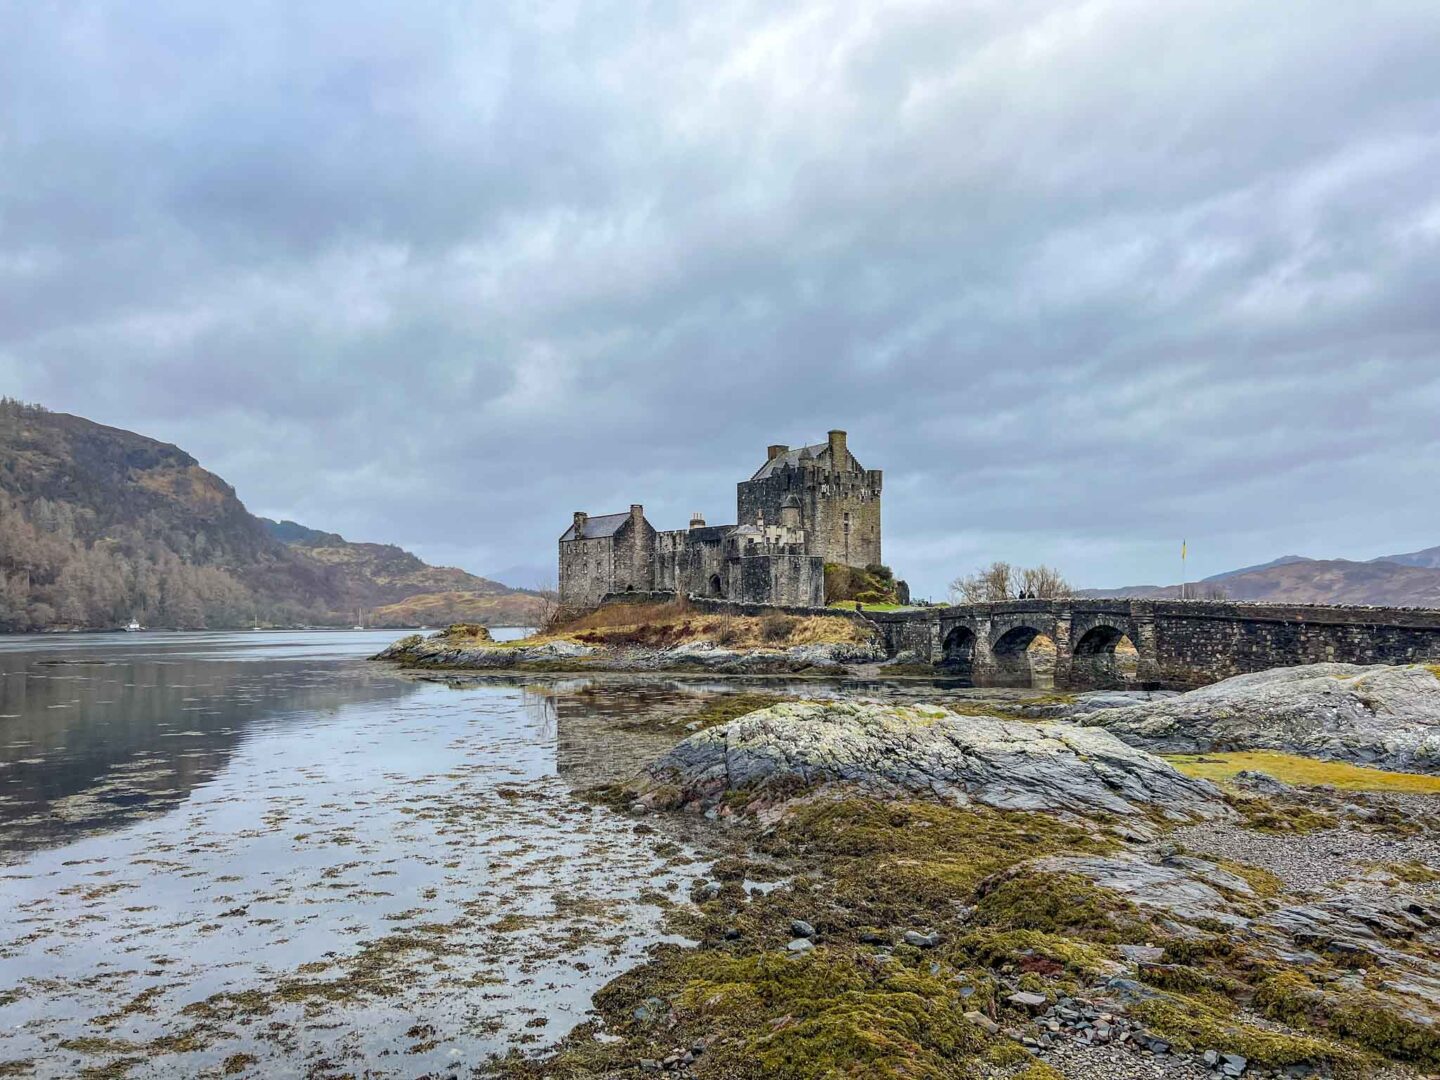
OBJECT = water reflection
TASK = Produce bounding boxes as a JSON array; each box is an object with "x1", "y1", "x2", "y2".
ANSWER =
[
  {"x1": 0, "y1": 632, "x2": 419, "y2": 855},
  {"x1": 0, "y1": 632, "x2": 712, "y2": 1078}
]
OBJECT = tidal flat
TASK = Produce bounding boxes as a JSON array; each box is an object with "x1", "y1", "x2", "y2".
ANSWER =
[{"x1": 0, "y1": 632, "x2": 793, "y2": 1078}]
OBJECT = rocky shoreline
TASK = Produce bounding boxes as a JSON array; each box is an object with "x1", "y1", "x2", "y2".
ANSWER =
[
  {"x1": 373, "y1": 625, "x2": 887, "y2": 676},
  {"x1": 1077, "y1": 663, "x2": 1440, "y2": 774},
  {"x1": 363, "y1": 626, "x2": 1440, "y2": 1076},
  {"x1": 490, "y1": 684, "x2": 1440, "y2": 1080}
]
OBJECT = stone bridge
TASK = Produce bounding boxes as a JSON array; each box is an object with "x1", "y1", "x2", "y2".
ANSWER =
[{"x1": 867, "y1": 599, "x2": 1440, "y2": 691}]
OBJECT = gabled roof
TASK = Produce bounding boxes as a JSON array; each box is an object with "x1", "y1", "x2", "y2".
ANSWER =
[
  {"x1": 751, "y1": 442, "x2": 827, "y2": 480},
  {"x1": 560, "y1": 512, "x2": 631, "y2": 542}
]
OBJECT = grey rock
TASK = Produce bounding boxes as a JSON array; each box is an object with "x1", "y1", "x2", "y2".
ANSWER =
[
  {"x1": 1082, "y1": 663, "x2": 1440, "y2": 774},
  {"x1": 903, "y1": 929, "x2": 941, "y2": 949},
  {"x1": 1232, "y1": 770, "x2": 1294, "y2": 796},
  {"x1": 1118, "y1": 944, "x2": 1166, "y2": 964},
  {"x1": 375, "y1": 636, "x2": 598, "y2": 668},
  {"x1": 1133, "y1": 1032, "x2": 1171, "y2": 1054},
  {"x1": 647, "y1": 702, "x2": 1227, "y2": 818},
  {"x1": 1026, "y1": 854, "x2": 1250, "y2": 927},
  {"x1": 964, "y1": 1010, "x2": 1001, "y2": 1034},
  {"x1": 1007, "y1": 991, "x2": 1048, "y2": 1009},
  {"x1": 790, "y1": 919, "x2": 816, "y2": 939},
  {"x1": 786, "y1": 937, "x2": 814, "y2": 953}
]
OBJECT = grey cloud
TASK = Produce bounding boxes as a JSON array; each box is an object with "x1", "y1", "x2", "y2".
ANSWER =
[{"x1": 2, "y1": 0, "x2": 1439, "y2": 597}]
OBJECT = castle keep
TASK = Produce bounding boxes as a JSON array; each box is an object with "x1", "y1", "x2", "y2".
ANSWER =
[{"x1": 559, "y1": 430, "x2": 882, "y2": 608}]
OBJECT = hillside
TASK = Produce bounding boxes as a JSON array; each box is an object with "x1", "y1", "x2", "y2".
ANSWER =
[
  {"x1": 1082, "y1": 552, "x2": 1440, "y2": 606},
  {"x1": 0, "y1": 400, "x2": 541, "y2": 630},
  {"x1": 260, "y1": 518, "x2": 545, "y2": 627}
]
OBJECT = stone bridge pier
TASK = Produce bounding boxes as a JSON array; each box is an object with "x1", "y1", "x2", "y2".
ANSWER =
[{"x1": 869, "y1": 599, "x2": 1440, "y2": 691}]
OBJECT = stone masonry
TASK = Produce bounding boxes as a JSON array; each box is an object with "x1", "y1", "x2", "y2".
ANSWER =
[
  {"x1": 559, "y1": 430, "x2": 881, "y2": 608},
  {"x1": 868, "y1": 598, "x2": 1440, "y2": 691}
]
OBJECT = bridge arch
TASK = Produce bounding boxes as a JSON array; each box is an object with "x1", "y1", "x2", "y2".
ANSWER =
[
  {"x1": 1070, "y1": 622, "x2": 1139, "y2": 690},
  {"x1": 940, "y1": 625, "x2": 978, "y2": 685},
  {"x1": 990, "y1": 624, "x2": 1057, "y2": 689}
]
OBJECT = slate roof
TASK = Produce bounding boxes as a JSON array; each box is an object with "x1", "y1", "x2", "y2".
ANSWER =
[
  {"x1": 559, "y1": 512, "x2": 631, "y2": 542},
  {"x1": 751, "y1": 442, "x2": 827, "y2": 480}
]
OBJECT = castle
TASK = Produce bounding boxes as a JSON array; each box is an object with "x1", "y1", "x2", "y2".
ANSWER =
[{"x1": 559, "y1": 430, "x2": 882, "y2": 609}]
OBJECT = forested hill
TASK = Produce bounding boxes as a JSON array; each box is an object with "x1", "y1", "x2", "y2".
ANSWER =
[
  {"x1": 0, "y1": 400, "x2": 543, "y2": 630},
  {"x1": 257, "y1": 518, "x2": 545, "y2": 627}
]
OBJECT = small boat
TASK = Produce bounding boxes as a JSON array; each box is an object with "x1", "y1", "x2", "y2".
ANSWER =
[{"x1": 125, "y1": 619, "x2": 142, "y2": 632}]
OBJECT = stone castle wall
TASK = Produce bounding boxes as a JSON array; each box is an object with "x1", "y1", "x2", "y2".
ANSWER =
[
  {"x1": 727, "y1": 553, "x2": 825, "y2": 607},
  {"x1": 561, "y1": 430, "x2": 877, "y2": 607},
  {"x1": 654, "y1": 526, "x2": 730, "y2": 596},
  {"x1": 558, "y1": 535, "x2": 618, "y2": 607}
]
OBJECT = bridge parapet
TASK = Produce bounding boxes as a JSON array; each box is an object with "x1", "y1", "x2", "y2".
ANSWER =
[{"x1": 869, "y1": 599, "x2": 1440, "y2": 690}]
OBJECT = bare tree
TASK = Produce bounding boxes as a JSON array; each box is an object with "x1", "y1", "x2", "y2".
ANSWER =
[
  {"x1": 949, "y1": 561, "x2": 1073, "y2": 603},
  {"x1": 531, "y1": 580, "x2": 565, "y2": 634},
  {"x1": 1020, "y1": 565, "x2": 1073, "y2": 598},
  {"x1": 949, "y1": 561, "x2": 1015, "y2": 603}
]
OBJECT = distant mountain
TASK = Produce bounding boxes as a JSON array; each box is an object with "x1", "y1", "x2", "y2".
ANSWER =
[
  {"x1": 0, "y1": 400, "x2": 542, "y2": 630},
  {"x1": 1373, "y1": 545, "x2": 1440, "y2": 570},
  {"x1": 1203, "y1": 555, "x2": 1314, "y2": 581},
  {"x1": 1081, "y1": 551, "x2": 1440, "y2": 607}
]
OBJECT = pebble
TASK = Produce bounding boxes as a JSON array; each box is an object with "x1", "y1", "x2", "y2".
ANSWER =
[{"x1": 1164, "y1": 793, "x2": 1440, "y2": 894}]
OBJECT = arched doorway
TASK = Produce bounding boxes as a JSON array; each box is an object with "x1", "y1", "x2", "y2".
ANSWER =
[
  {"x1": 940, "y1": 626, "x2": 977, "y2": 686},
  {"x1": 708, "y1": 573, "x2": 724, "y2": 598},
  {"x1": 991, "y1": 626, "x2": 1057, "y2": 689},
  {"x1": 1072, "y1": 625, "x2": 1139, "y2": 690}
]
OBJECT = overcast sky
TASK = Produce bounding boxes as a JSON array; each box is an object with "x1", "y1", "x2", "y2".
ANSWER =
[{"x1": 3, "y1": 1, "x2": 1439, "y2": 597}]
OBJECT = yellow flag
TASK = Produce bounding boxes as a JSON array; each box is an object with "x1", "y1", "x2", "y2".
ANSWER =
[{"x1": 1182, "y1": 540, "x2": 1187, "y2": 560}]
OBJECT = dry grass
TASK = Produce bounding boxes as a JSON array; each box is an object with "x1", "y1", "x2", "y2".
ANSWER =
[
  {"x1": 546, "y1": 600, "x2": 871, "y2": 649},
  {"x1": 1166, "y1": 750, "x2": 1440, "y2": 794}
]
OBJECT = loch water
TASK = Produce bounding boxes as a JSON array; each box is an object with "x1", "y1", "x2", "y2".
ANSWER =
[{"x1": 0, "y1": 630, "x2": 711, "y2": 1078}]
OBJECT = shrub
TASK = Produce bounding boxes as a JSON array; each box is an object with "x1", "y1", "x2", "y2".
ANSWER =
[
  {"x1": 825, "y1": 563, "x2": 903, "y2": 605},
  {"x1": 760, "y1": 613, "x2": 798, "y2": 642},
  {"x1": 444, "y1": 623, "x2": 492, "y2": 642},
  {"x1": 713, "y1": 618, "x2": 742, "y2": 646}
]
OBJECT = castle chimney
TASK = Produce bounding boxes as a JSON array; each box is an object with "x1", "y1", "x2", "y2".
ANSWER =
[
  {"x1": 689, "y1": 512, "x2": 706, "y2": 530},
  {"x1": 572, "y1": 511, "x2": 588, "y2": 536},
  {"x1": 827, "y1": 429, "x2": 847, "y2": 462},
  {"x1": 767, "y1": 444, "x2": 789, "y2": 461},
  {"x1": 630, "y1": 504, "x2": 644, "y2": 526}
]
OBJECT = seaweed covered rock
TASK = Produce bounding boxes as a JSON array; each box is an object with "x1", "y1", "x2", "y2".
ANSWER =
[
  {"x1": 647, "y1": 701, "x2": 1226, "y2": 819},
  {"x1": 372, "y1": 634, "x2": 595, "y2": 667},
  {"x1": 1082, "y1": 663, "x2": 1440, "y2": 773},
  {"x1": 629, "y1": 638, "x2": 885, "y2": 674}
]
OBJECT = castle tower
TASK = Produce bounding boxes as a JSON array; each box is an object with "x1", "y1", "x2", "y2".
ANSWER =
[{"x1": 736, "y1": 428, "x2": 882, "y2": 570}]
